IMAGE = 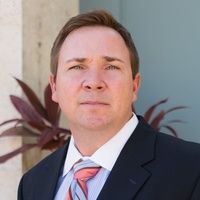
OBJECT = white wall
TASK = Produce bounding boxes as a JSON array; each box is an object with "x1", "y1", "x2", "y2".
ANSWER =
[
  {"x1": 0, "y1": 0, "x2": 23, "y2": 199},
  {"x1": 22, "y1": 0, "x2": 79, "y2": 171},
  {"x1": 0, "y1": 0, "x2": 79, "y2": 199}
]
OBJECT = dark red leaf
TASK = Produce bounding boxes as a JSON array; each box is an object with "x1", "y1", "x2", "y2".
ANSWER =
[
  {"x1": 42, "y1": 135, "x2": 68, "y2": 150},
  {"x1": 167, "y1": 119, "x2": 186, "y2": 124},
  {"x1": 14, "y1": 77, "x2": 47, "y2": 119},
  {"x1": 0, "y1": 143, "x2": 37, "y2": 163},
  {"x1": 0, "y1": 126, "x2": 38, "y2": 137},
  {"x1": 37, "y1": 128, "x2": 60, "y2": 147},
  {"x1": 10, "y1": 95, "x2": 45, "y2": 126},
  {"x1": 25, "y1": 121, "x2": 47, "y2": 132},
  {"x1": 161, "y1": 125, "x2": 178, "y2": 137},
  {"x1": 57, "y1": 127, "x2": 71, "y2": 135},
  {"x1": 150, "y1": 110, "x2": 165, "y2": 130},
  {"x1": 165, "y1": 106, "x2": 188, "y2": 114},
  {"x1": 144, "y1": 98, "x2": 168, "y2": 122},
  {"x1": 0, "y1": 118, "x2": 22, "y2": 126},
  {"x1": 44, "y1": 84, "x2": 61, "y2": 125}
]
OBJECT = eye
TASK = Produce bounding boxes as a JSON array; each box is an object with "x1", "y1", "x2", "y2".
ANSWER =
[
  {"x1": 106, "y1": 65, "x2": 120, "y2": 70},
  {"x1": 68, "y1": 65, "x2": 83, "y2": 70}
]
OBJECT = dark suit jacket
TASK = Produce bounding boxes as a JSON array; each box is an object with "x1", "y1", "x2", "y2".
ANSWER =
[{"x1": 18, "y1": 116, "x2": 200, "y2": 200}]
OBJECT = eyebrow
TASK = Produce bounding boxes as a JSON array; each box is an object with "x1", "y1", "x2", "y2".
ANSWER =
[
  {"x1": 102, "y1": 56, "x2": 125, "y2": 63},
  {"x1": 65, "y1": 57, "x2": 86, "y2": 63},
  {"x1": 65, "y1": 56, "x2": 125, "y2": 64}
]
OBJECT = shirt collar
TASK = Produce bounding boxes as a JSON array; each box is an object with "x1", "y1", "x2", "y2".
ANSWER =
[{"x1": 62, "y1": 114, "x2": 138, "y2": 177}]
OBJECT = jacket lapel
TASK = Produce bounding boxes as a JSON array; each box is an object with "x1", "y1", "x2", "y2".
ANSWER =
[
  {"x1": 97, "y1": 117, "x2": 156, "y2": 200},
  {"x1": 34, "y1": 139, "x2": 70, "y2": 200}
]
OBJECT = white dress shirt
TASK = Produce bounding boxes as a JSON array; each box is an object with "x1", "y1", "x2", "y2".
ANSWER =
[{"x1": 54, "y1": 114, "x2": 138, "y2": 200}]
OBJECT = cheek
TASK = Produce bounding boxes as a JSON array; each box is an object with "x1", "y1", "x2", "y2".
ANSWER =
[
  {"x1": 57, "y1": 73, "x2": 80, "y2": 90},
  {"x1": 110, "y1": 80, "x2": 134, "y2": 103},
  {"x1": 55, "y1": 75, "x2": 83, "y2": 106},
  {"x1": 55, "y1": 79, "x2": 71, "y2": 100}
]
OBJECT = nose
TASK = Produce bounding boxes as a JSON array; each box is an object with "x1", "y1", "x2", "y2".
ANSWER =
[{"x1": 82, "y1": 70, "x2": 106, "y2": 91}]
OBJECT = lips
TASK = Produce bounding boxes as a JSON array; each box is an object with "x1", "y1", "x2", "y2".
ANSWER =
[{"x1": 80, "y1": 100, "x2": 109, "y2": 106}]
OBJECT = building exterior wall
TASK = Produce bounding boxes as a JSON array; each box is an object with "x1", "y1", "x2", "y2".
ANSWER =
[
  {"x1": 0, "y1": 0, "x2": 79, "y2": 199},
  {"x1": 0, "y1": 1, "x2": 23, "y2": 199},
  {"x1": 22, "y1": 0, "x2": 79, "y2": 171}
]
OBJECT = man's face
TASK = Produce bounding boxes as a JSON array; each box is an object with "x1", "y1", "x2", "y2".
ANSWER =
[{"x1": 50, "y1": 26, "x2": 140, "y2": 133}]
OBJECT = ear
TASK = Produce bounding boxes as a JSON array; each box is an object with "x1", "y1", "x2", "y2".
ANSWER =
[
  {"x1": 49, "y1": 74, "x2": 58, "y2": 103},
  {"x1": 132, "y1": 73, "x2": 141, "y2": 102}
]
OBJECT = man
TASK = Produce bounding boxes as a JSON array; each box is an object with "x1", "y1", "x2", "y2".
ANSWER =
[{"x1": 18, "y1": 10, "x2": 200, "y2": 200}]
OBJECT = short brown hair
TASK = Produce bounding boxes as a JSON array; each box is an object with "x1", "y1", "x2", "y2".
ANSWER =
[{"x1": 50, "y1": 10, "x2": 139, "y2": 78}]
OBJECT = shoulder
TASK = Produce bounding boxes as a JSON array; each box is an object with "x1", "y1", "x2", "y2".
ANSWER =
[
  {"x1": 22, "y1": 139, "x2": 70, "y2": 180},
  {"x1": 18, "y1": 141, "x2": 70, "y2": 198},
  {"x1": 137, "y1": 115, "x2": 200, "y2": 159},
  {"x1": 156, "y1": 131, "x2": 200, "y2": 157},
  {"x1": 137, "y1": 116, "x2": 200, "y2": 168},
  {"x1": 151, "y1": 130, "x2": 200, "y2": 177}
]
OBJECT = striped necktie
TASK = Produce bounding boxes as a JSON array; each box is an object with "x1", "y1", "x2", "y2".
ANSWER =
[{"x1": 65, "y1": 159, "x2": 101, "y2": 200}]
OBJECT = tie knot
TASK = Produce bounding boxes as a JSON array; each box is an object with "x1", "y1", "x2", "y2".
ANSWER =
[{"x1": 73, "y1": 159, "x2": 101, "y2": 182}]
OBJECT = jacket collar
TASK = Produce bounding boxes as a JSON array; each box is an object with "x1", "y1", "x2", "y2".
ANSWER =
[
  {"x1": 34, "y1": 116, "x2": 156, "y2": 200},
  {"x1": 97, "y1": 116, "x2": 157, "y2": 200}
]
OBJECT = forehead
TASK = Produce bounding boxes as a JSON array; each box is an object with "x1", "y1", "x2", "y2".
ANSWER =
[{"x1": 58, "y1": 26, "x2": 130, "y2": 62}]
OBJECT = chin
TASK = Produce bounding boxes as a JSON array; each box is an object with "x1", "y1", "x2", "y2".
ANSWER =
[{"x1": 79, "y1": 116, "x2": 111, "y2": 130}]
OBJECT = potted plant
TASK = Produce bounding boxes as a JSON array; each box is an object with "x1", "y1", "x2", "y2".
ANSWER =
[{"x1": 0, "y1": 78, "x2": 70, "y2": 163}]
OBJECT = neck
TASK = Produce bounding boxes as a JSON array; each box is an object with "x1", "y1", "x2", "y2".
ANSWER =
[
  {"x1": 69, "y1": 114, "x2": 133, "y2": 156},
  {"x1": 71, "y1": 128, "x2": 115, "y2": 156}
]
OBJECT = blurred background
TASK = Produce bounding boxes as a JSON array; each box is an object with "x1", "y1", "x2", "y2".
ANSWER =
[{"x1": 0, "y1": 0, "x2": 199, "y2": 199}]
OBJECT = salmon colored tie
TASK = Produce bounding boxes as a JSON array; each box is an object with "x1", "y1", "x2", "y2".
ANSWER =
[{"x1": 65, "y1": 159, "x2": 101, "y2": 200}]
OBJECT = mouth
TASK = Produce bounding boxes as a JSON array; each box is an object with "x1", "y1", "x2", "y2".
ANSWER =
[{"x1": 80, "y1": 101, "x2": 109, "y2": 106}]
